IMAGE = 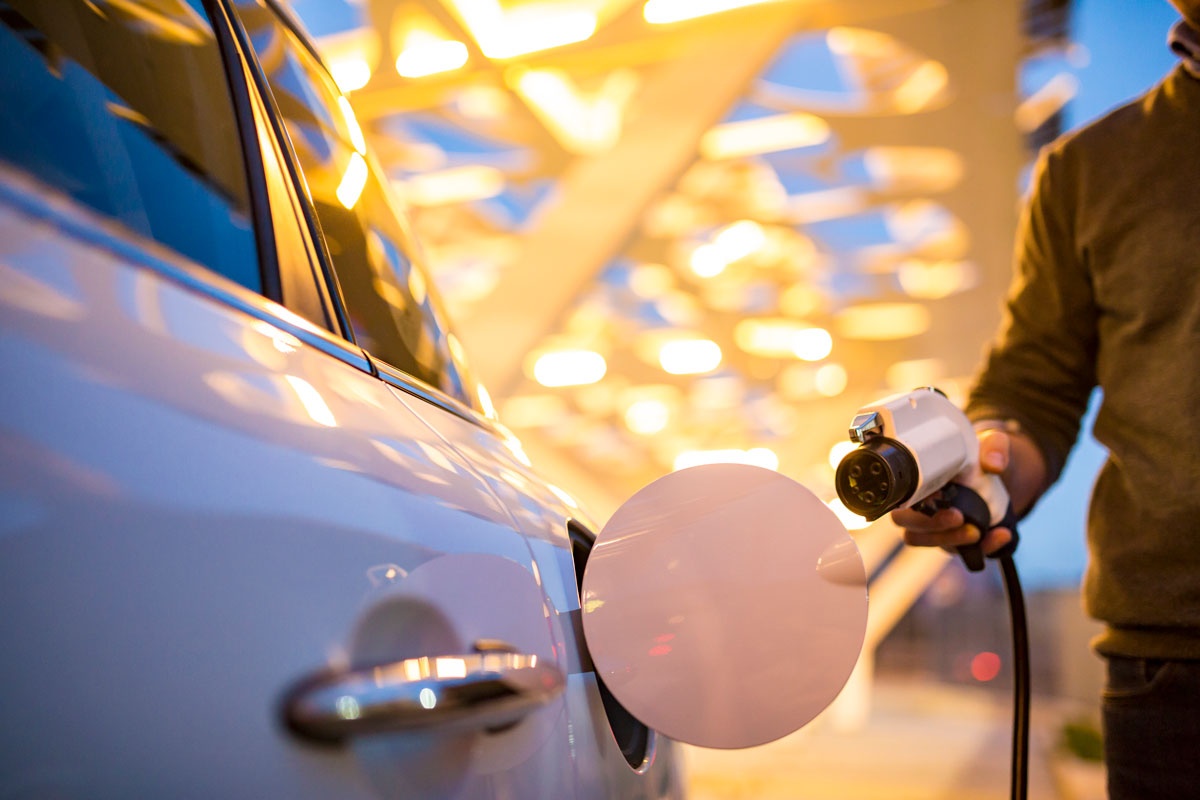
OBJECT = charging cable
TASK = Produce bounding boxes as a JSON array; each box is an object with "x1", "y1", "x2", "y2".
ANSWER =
[{"x1": 998, "y1": 554, "x2": 1030, "y2": 800}]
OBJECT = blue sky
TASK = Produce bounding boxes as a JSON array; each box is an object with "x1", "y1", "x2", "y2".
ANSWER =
[{"x1": 1067, "y1": 0, "x2": 1181, "y2": 128}]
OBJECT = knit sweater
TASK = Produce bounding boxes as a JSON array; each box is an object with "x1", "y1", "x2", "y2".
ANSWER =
[{"x1": 966, "y1": 65, "x2": 1200, "y2": 659}]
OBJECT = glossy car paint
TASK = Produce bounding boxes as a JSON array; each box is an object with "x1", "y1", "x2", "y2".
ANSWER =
[
  {"x1": 391, "y1": 384, "x2": 680, "y2": 796},
  {"x1": 0, "y1": 133, "x2": 678, "y2": 800}
]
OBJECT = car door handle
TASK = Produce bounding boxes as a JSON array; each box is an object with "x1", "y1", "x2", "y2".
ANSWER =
[{"x1": 283, "y1": 643, "x2": 565, "y2": 743}]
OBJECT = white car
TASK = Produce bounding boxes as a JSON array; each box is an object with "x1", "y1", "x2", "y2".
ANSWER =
[
  {"x1": 0, "y1": 0, "x2": 683, "y2": 796},
  {"x1": 0, "y1": 3, "x2": 681, "y2": 796}
]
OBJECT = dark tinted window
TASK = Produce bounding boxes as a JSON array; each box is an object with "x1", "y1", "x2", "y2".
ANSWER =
[
  {"x1": 0, "y1": 0, "x2": 259, "y2": 291},
  {"x1": 235, "y1": 0, "x2": 479, "y2": 408}
]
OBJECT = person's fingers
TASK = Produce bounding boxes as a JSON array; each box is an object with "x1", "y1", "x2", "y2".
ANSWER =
[
  {"x1": 890, "y1": 506, "x2": 963, "y2": 532},
  {"x1": 978, "y1": 429, "x2": 1011, "y2": 474},
  {"x1": 980, "y1": 526, "x2": 1013, "y2": 556},
  {"x1": 919, "y1": 527, "x2": 1013, "y2": 559},
  {"x1": 902, "y1": 524, "x2": 981, "y2": 549}
]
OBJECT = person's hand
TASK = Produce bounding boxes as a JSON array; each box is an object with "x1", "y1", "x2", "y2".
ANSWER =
[{"x1": 890, "y1": 429, "x2": 1016, "y2": 557}]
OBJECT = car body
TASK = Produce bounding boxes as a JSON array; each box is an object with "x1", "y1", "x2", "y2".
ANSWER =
[{"x1": 0, "y1": 0, "x2": 683, "y2": 796}]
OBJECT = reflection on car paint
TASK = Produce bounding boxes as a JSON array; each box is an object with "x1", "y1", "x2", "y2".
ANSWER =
[
  {"x1": 0, "y1": 251, "x2": 86, "y2": 321},
  {"x1": 365, "y1": 563, "x2": 408, "y2": 587},
  {"x1": 1, "y1": 199, "x2": 517, "y2": 541}
]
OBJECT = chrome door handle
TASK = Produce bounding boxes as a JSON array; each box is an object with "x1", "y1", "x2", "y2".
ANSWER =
[{"x1": 283, "y1": 644, "x2": 565, "y2": 743}]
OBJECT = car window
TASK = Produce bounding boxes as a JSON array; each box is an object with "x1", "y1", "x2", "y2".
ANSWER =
[
  {"x1": 0, "y1": 0, "x2": 260, "y2": 292},
  {"x1": 234, "y1": 0, "x2": 481, "y2": 410}
]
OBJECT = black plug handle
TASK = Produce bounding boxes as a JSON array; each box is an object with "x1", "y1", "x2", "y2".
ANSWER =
[
  {"x1": 989, "y1": 502, "x2": 1021, "y2": 562},
  {"x1": 917, "y1": 483, "x2": 1020, "y2": 572},
  {"x1": 942, "y1": 484, "x2": 989, "y2": 571}
]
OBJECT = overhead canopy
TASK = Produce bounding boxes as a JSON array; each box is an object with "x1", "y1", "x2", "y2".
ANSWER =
[{"x1": 299, "y1": 0, "x2": 1052, "y2": 520}]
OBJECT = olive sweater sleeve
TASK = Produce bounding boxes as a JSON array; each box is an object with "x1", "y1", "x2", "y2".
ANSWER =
[{"x1": 965, "y1": 144, "x2": 1098, "y2": 487}]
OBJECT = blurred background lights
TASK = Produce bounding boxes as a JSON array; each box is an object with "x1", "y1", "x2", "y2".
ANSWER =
[
  {"x1": 777, "y1": 361, "x2": 848, "y2": 399},
  {"x1": 1016, "y1": 72, "x2": 1080, "y2": 133},
  {"x1": 531, "y1": 349, "x2": 607, "y2": 387},
  {"x1": 791, "y1": 327, "x2": 833, "y2": 361},
  {"x1": 826, "y1": 497, "x2": 871, "y2": 531},
  {"x1": 454, "y1": 84, "x2": 512, "y2": 120},
  {"x1": 885, "y1": 358, "x2": 946, "y2": 392},
  {"x1": 970, "y1": 651, "x2": 1003, "y2": 683},
  {"x1": 674, "y1": 447, "x2": 779, "y2": 471},
  {"x1": 862, "y1": 147, "x2": 965, "y2": 193},
  {"x1": 329, "y1": 57, "x2": 372, "y2": 92},
  {"x1": 713, "y1": 219, "x2": 767, "y2": 262},
  {"x1": 625, "y1": 399, "x2": 671, "y2": 434},
  {"x1": 395, "y1": 32, "x2": 469, "y2": 77},
  {"x1": 689, "y1": 243, "x2": 728, "y2": 278},
  {"x1": 734, "y1": 319, "x2": 832, "y2": 361},
  {"x1": 828, "y1": 439, "x2": 857, "y2": 470},
  {"x1": 691, "y1": 220, "x2": 763, "y2": 280},
  {"x1": 629, "y1": 263, "x2": 675, "y2": 298},
  {"x1": 894, "y1": 60, "x2": 951, "y2": 114},
  {"x1": 454, "y1": 1, "x2": 598, "y2": 59},
  {"x1": 510, "y1": 67, "x2": 637, "y2": 155},
  {"x1": 690, "y1": 374, "x2": 744, "y2": 411},
  {"x1": 643, "y1": 0, "x2": 777, "y2": 25},
  {"x1": 897, "y1": 258, "x2": 978, "y2": 299},
  {"x1": 700, "y1": 112, "x2": 832, "y2": 160},
  {"x1": 787, "y1": 186, "x2": 870, "y2": 225},
  {"x1": 778, "y1": 363, "x2": 821, "y2": 400},
  {"x1": 574, "y1": 381, "x2": 621, "y2": 416},
  {"x1": 659, "y1": 339, "x2": 722, "y2": 375},
  {"x1": 779, "y1": 283, "x2": 824, "y2": 317},
  {"x1": 815, "y1": 363, "x2": 848, "y2": 396},
  {"x1": 835, "y1": 303, "x2": 932, "y2": 341},
  {"x1": 405, "y1": 165, "x2": 506, "y2": 206}
]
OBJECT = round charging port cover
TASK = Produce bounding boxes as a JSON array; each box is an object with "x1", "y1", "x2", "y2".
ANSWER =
[{"x1": 579, "y1": 463, "x2": 868, "y2": 749}]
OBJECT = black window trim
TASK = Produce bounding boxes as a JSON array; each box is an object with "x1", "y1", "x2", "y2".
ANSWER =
[
  {"x1": 205, "y1": 0, "x2": 373, "y2": 372},
  {"x1": 203, "y1": 0, "x2": 282, "y2": 306},
  {"x1": 214, "y1": 0, "x2": 350, "y2": 340},
  {"x1": 219, "y1": 0, "x2": 356, "y2": 345}
]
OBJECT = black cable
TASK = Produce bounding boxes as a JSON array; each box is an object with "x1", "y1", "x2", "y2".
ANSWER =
[{"x1": 999, "y1": 554, "x2": 1030, "y2": 800}]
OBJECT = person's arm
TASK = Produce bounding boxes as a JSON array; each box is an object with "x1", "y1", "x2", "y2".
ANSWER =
[{"x1": 893, "y1": 143, "x2": 1091, "y2": 554}]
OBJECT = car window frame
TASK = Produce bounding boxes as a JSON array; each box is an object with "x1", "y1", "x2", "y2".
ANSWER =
[
  {"x1": 0, "y1": 0, "x2": 265, "y2": 296},
  {"x1": 191, "y1": 0, "x2": 281, "y2": 304},
  {"x1": 228, "y1": 0, "x2": 497, "y2": 431},
  {"x1": 207, "y1": 0, "x2": 344, "y2": 333},
  {"x1": 153, "y1": 0, "x2": 373, "y2": 373}
]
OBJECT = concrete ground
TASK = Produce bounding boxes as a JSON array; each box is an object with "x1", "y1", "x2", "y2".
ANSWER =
[{"x1": 681, "y1": 677, "x2": 1106, "y2": 800}]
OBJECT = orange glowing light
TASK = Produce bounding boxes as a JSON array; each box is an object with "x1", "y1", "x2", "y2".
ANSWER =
[{"x1": 971, "y1": 651, "x2": 1002, "y2": 682}]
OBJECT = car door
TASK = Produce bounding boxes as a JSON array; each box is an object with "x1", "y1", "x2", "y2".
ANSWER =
[
  {"x1": 394, "y1": 394, "x2": 686, "y2": 800},
  {"x1": 0, "y1": 1, "x2": 573, "y2": 797},
  {"x1": 225, "y1": 1, "x2": 683, "y2": 797}
]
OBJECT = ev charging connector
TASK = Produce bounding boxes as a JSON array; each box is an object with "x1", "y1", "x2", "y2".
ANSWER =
[
  {"x1": 835, "y1": 387, "x2": 1030, "y2": 800},
  {"x1": 835, "y1": 386, "x2": 1018, "y2": 569}
]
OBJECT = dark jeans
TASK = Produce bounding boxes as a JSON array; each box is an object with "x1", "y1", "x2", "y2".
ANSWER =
[{"x1": 1102, "y1": 656, "x2": 1200, "y2": 799}]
